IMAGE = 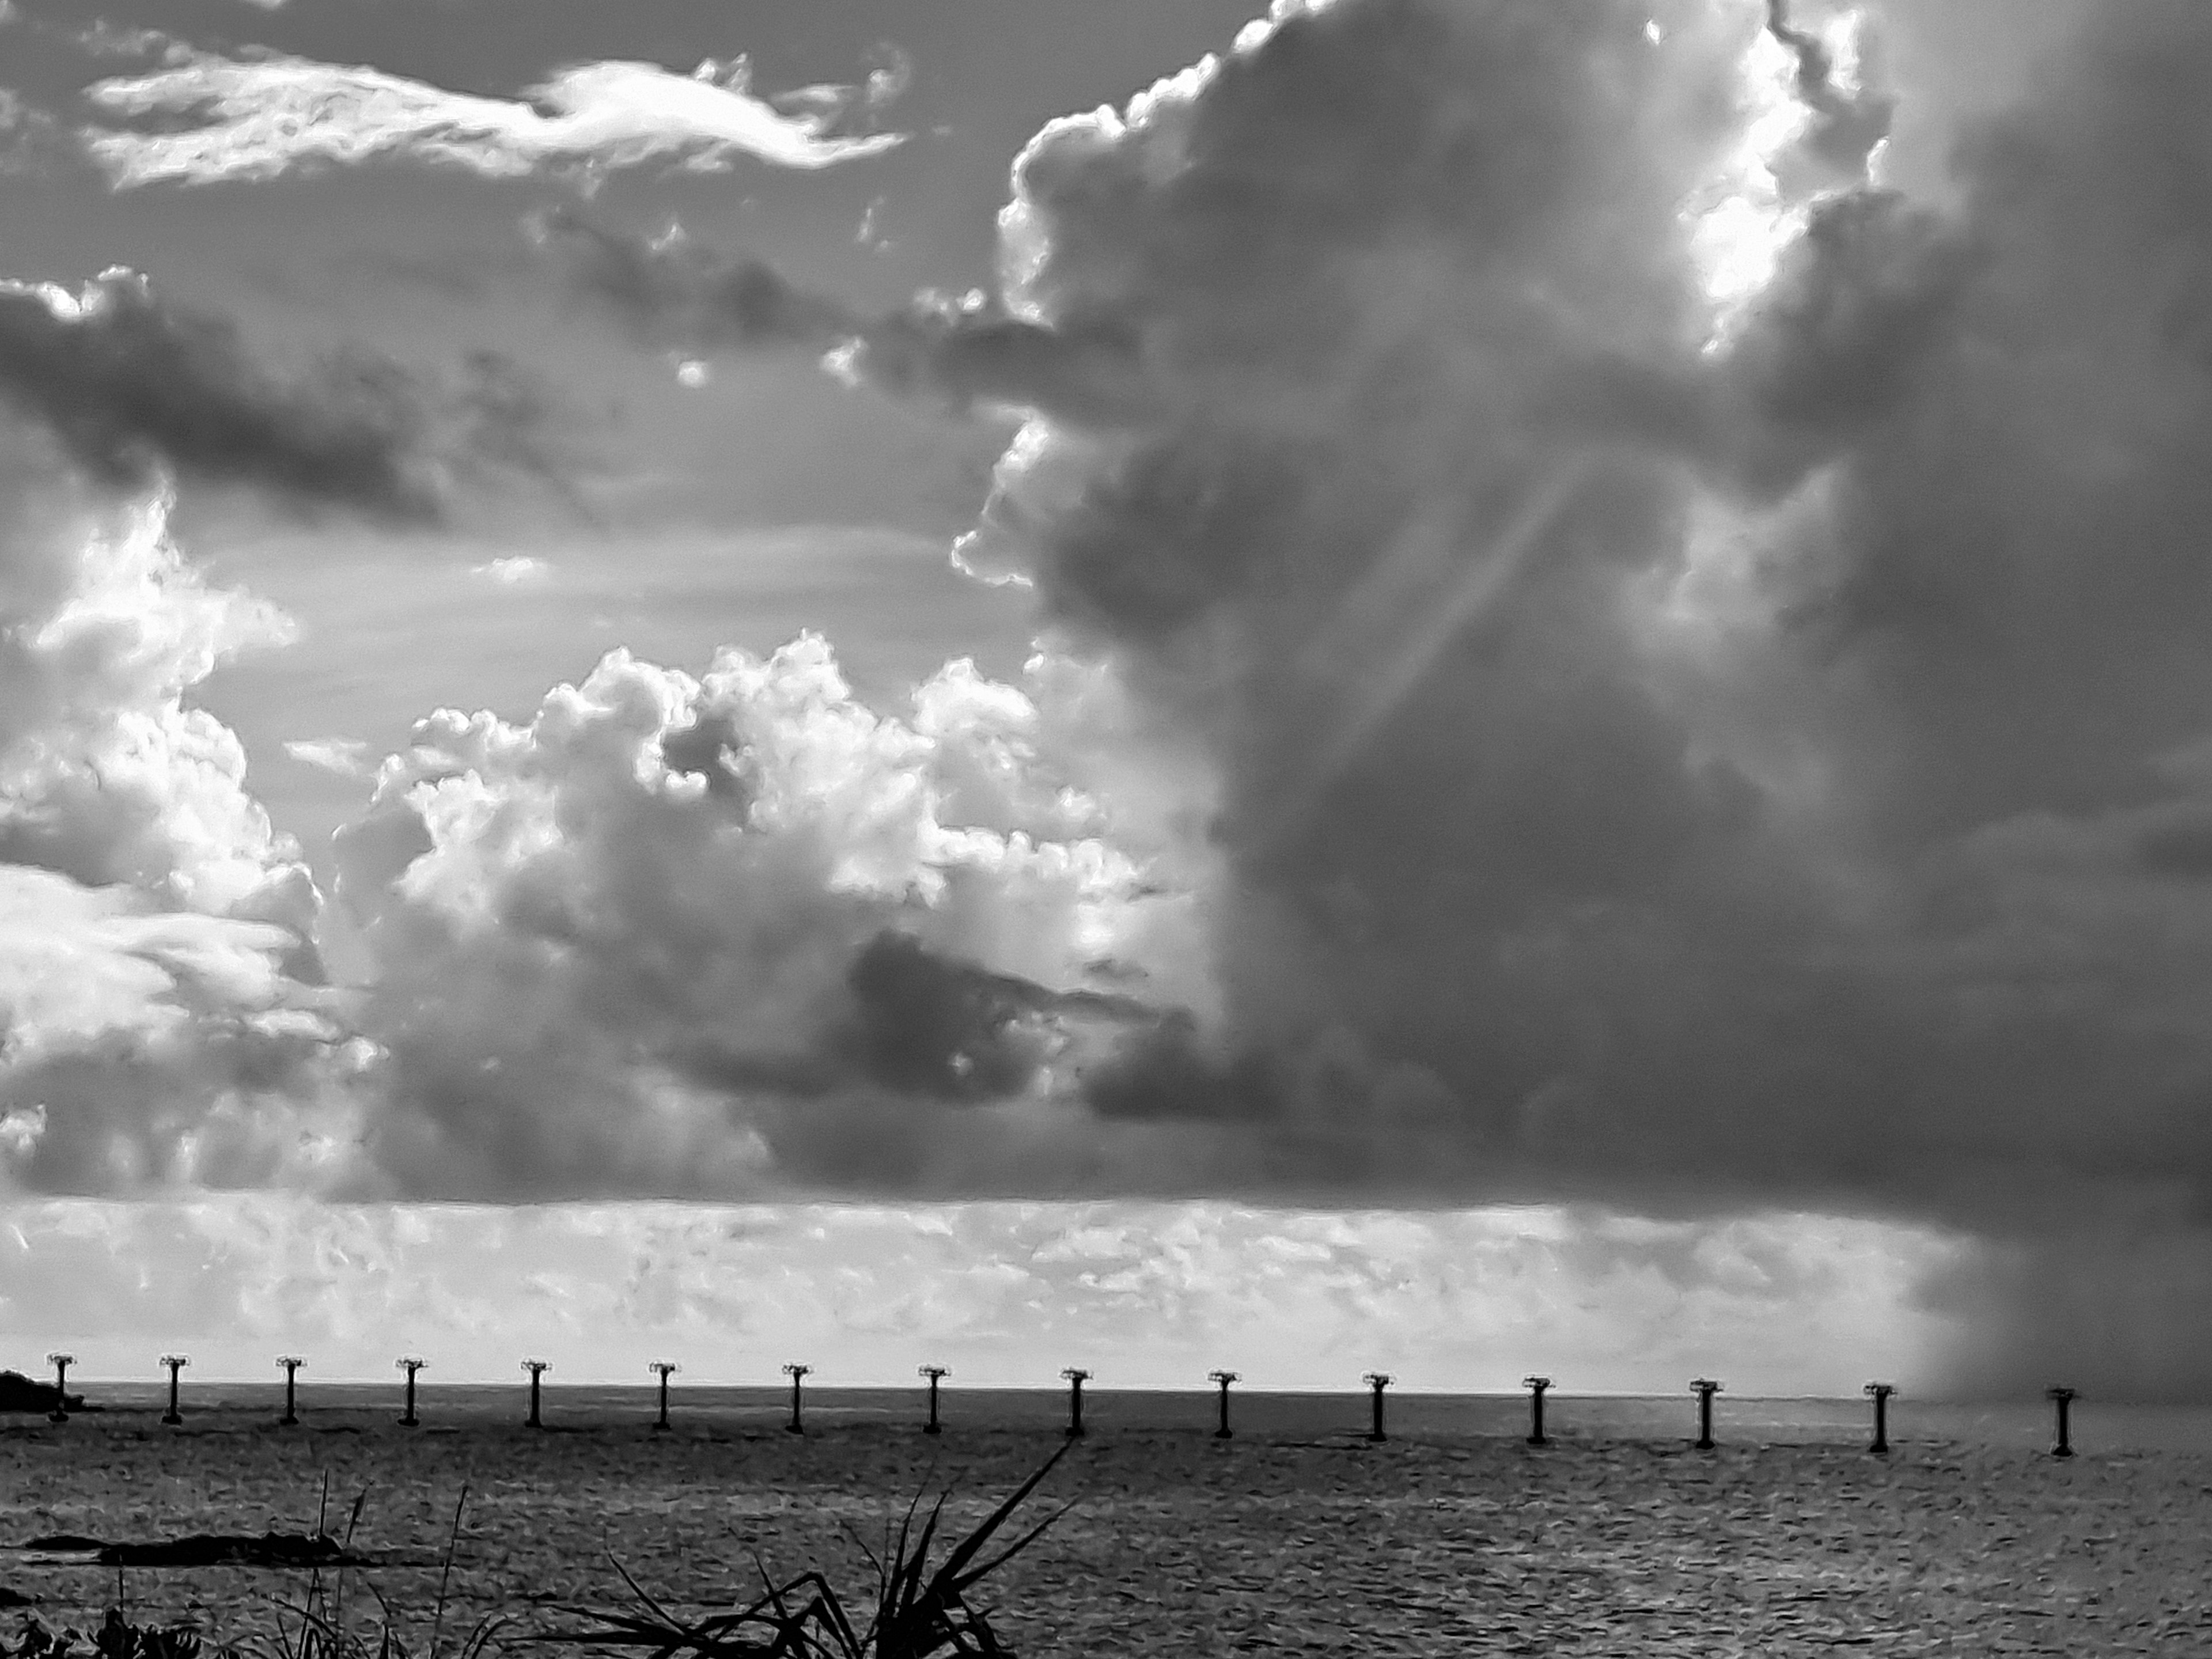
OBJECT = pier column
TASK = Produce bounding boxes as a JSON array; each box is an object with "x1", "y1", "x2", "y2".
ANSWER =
[
  {"x1": 650, "y1": 1362, "x2": 677, "y2": 1432},
  {"x1": 396, "y1": 1357, "x2": 426, "y2": 1427},
  {"x1": 522, "y1": 1359, "x2": 550, "y2": 1429},
  {"x1": 1524, "y1": 1376, "x2": 1552, "y2": 1446},
  {"x1": 45, "y1": 1353, "x2": 72, "y2": 1425},
  {"x1": 1863, "y1": 1382, "x2": 1895, "y2": 1455},
  {"x1": 1363, "y1": 1372, "x2": 1392, "y2": 1442},
  {"x1": 783, "y1": 1363, "x2": 811, "y2": 1434},
  {"x1": 2047, "y1": 1386, "x2": 2077, "y2": 1459},
  {"x1": 919, "y1": 1365, "x2": 948, "y2": 1435},
  {"x1": 277, "y1": 1357, "x2": 303, "y2": 1426},
  {"x1": 1209, "y1": 1370, "x2": 1238, "y2": 1440},
  {"x1": 1690, "y1": 1378, "x2": 1722, "y2": 1450},
  {"x1": 160, "y1": 1354, "x2": 188, "y2": 1426},
  {"x1": 1061, "y1": 1368, "x2": 1090, "y2": 1438}
]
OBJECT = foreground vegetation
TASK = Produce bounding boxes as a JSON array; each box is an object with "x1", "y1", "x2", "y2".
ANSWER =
[{"x1": 5, "y1": 1447, "x2": 1071, "y2": 1659}]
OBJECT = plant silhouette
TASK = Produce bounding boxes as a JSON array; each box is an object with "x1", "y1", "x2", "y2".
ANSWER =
[{"x1": 547, "y1": 1442, "x2": 1074, "y2": 1658}]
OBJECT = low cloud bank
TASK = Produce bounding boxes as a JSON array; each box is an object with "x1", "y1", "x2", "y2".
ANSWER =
[{"x1": 0, "y1": 1195, "x2": 1953, "y2": 1395}]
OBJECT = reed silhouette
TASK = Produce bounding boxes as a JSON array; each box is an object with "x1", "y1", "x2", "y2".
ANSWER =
[
  {"x1": 159, "y1": 1354, "x2": 187, "y2": 1426},
  {"x1": 522, "y1": 1359, "x2": 550, "y2": 1429},
  {"x1": 1524, "y1": 1376, "x2": 1552, "y2": 1446},
  {"x1": 783, "y1": 1363, "x2": 811, "y2": 1434},
  {"x1": 649, "y1": 1361, "x2": 677, "y2": 1433},
  {"x1": 2047, "y1": 1385, "x2": 2077, "y2": 1459},
  {"x1": 547, "y1": 1441, "x2": 1073, "y2": 1659},
  {"x1": 45, "y1": 1353, "x2": 71, "y2": 1425},
  {"x1": 1690, "y1": 1378, "x2": 1722, "y2": 1449},
  {"x1": 396, "y1": 1357, "x2": 426, "y2": 1427},
  {"x1": 1060, "y1": 1368, "x2": 1090, "y2": 1438},
  {"x1": 276, "y1": 1356, "x2": 303, "y2": 1426},
  {"x1": 1363, "y1": 1372, "x2": 1391, "y2": 1442},
  {"x1": 1863, "y1": 1382, "x2": 1895, "y2": 1455},
  {"x1": 1209, "y1": 1370, "x2": 1238, "y2": 1440},
  {"x1": 918, "y1": 1365, "x2": 948, "y2": 1435}
]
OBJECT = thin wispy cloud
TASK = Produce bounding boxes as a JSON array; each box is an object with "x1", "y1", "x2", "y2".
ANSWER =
[{"x1": 80, "y1": 51, "x2": 905, "y2": 188}]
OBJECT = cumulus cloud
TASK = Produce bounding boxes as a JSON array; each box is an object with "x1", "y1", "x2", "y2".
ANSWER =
[
  {"x1": 328, "y1": 637, "x2": 1203, "y2": 1200},
  {"x1": 81, "y1": 50, "x2": 904, "y2": 188},
  {"x1": 0, "y1": 269, "x2": 554, "y2": 523},
  {"x1": 0, "y1": 247, "x2": 497, "y2": 1196},
  {"x1": 0, "y1": 465, "x2": 352, "y2": 1195}
]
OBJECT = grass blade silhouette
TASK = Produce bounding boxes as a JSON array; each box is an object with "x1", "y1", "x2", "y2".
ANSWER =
[{"x1": 547, "y1": 1446, "x2": 1071, "y2": 1659}]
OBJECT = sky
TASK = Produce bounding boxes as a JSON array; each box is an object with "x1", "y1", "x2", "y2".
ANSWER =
[{"x1": 7, "y1": 0, "x2": 2212, "y2": 1397}]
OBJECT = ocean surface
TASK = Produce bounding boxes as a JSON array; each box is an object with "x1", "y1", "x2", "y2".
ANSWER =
[{"x1": 5, "y1": 1385, "x2": 2209, "y2": 1656}]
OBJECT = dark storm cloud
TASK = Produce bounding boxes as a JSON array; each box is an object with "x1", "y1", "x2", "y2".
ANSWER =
[
  {"x1": 537, "y1": 209, "x2": 860, "y2": 353},
  {"x1": 537, "y1": 211, "x2": 1153, "y2": 427},
  {"x1": 0, "y1": 267, "x2": 554, "y2": 522},
  {"x1": 887, "y1": 0, "x2": 2212, "y2": 1262},
  {"x1": 669, "y1": 932, "x2": 1147, "y2": 1108},
  {"x1": 842, "y1": 930, "x2": 1080, "y2": 1101}
]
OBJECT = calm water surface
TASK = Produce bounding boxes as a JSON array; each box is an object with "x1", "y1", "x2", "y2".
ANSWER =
[{"x1": 3, "y1": 1387, "x2": 2208, "y2": 1656}]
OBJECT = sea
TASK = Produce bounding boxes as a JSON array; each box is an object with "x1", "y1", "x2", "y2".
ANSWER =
[{"x1": 4, "y1": 1385, "x2": 2209, "y2": 1656}]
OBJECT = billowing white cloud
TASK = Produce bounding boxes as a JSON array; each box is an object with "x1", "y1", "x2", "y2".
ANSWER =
[
  {"x1": 0, "y1": 464, "x2": 349, "y2": 1194},
  {"x1": 0, "y1": 482, "x2": 308, "y2": 921},
  {"x1": 81, "y1": 50, "x2": 905, "y2": 188},
  {"x1": 283, "y1": 737, "x2": 374, "y2": 778},
  {"x1": 329, "y1": 634, "x2": 1207, "y2": 1200}
]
